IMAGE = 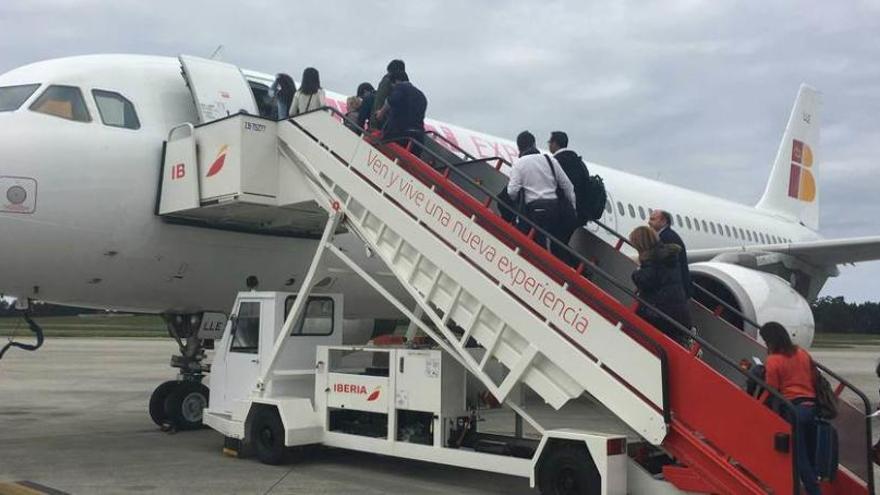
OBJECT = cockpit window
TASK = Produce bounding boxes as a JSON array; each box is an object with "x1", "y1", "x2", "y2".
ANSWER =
[
  {"x1": 92, "y1": 89, "x2": 140, "y2": 129},
  {"x1": 0, "y1": 84, "x2": 40, "y2": 112},
  {"x1": 30, "y1": 85, "x2": 91, "y2": 122}
]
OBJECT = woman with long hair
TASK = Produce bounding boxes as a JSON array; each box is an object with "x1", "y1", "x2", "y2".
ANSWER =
[
  {"x1": 628, "y1": 226, "x2": 692, "y2": 346},
  {"x1": 270, "y1": 73, "x2": 296, "y2": 120},
  {"x1": 759, "y1": 322, "x2": 821, "y2": 495},
  {"x1": 290, "y1": 67, "x2": 325, "y2": 116}
]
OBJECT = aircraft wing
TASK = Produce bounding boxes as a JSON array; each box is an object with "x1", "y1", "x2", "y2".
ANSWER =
[{"x1": 687, "y1": 235, "x2": 880, "y2": 266}]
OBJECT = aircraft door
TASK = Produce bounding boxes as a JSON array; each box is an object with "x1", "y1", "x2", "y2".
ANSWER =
[
  {"x1": 178, "y1": 54, "x2": 258, "y2": 123},
  {"x1": 224, "y1": 300, "x2": 263, "y2": 406}
]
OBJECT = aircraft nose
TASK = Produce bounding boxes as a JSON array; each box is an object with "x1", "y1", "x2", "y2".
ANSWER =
[{"x1": 0, "y1": 113, "x2": 40, "y2": 215}]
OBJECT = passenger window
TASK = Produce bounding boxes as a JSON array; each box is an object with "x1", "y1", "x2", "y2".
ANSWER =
[
  {"x1": 92, "y1": 90, "x2": 140, "y2": 129},
  {"x1": 738, "y1": 228, "x2": 745, "y2": 240},
  {"x1": 638, "y1": 206, "x2": 645, "y2": 220},
  {"x1": 628, "y1": 204, "x2": 636, "y2": 218},
  {"x1": 0, "y1": 84, "x2": 40, "y2": 112},
  {"x1": 759, "y1": 233, "x2": 766, "y2": 243},
  {"x1": 617, "y1": 201, "x2": 625, "y2": 216},
  {"x1": 29, "y1": 85, "x2": 91, "y2": 122},
  {"x1": 230, "y1": 302, "x2": 260, "y2": 353},
  {"x1": 701, "y1": 220, "x2": 708, "y2": 232},
  {"x1": 685, "y1": 217, "x2": 692, "y2": 229},
  {"x1": 710, "y1": 223, "x2": 717, "y2": 235},
  {"x1": 733, "y1": 228, "x2": 739, "y2": 239},
  {"x1": 694, "y1": 218, "x2": 701, "y2": 231},
  {"x1": 285, "y1": 296, "x2": 334, "y2": 336},
  {"x1": 676, "y1": 214, "x2": 683, "y2": 227},
  {"x1": 605, "y1": 200, "x2": 612, "y2": 214},
  {"x1": 724, "y1": 225, "x2": 731, "y2": 237}
]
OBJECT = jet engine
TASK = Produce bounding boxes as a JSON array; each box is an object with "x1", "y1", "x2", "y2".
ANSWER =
[{"x1": 689, "y1": 262, "x2": 815, "y2": 348}]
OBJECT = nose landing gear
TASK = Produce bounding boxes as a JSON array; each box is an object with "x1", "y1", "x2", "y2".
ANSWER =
[{"x1": 148, "y1": 312, "x2": 212, "y2": 431}]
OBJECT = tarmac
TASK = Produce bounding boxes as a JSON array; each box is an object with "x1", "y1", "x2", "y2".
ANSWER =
[{"x1": 0, "y1": 338, "x2": 878, "y2": 494}]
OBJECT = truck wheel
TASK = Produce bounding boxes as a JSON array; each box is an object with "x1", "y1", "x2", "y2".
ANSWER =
[
  {"x1": 537, "y1": 445, "x2": 601, "y2": 495},
  {"x1": 250, "y1": 407, "x2": 287, "y2": 465},
  {"x1": 149, "y1": 380, "x2": 179, "y2": 426},
  {"x1": 164, "y1": 381, "x2": 209, "y2": 431}
]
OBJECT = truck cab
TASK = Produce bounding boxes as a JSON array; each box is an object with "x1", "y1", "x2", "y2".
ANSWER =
[{"x1": 205, "y1": 291, "x2": 342, "y2": 435}]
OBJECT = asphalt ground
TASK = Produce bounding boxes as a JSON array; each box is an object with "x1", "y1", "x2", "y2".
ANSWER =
[{"x1": 0, "y1": 338, "x2": 878, "y2": 494}]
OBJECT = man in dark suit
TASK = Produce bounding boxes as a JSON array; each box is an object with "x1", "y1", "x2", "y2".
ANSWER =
[
  {"x1": 548, "y1": 131, "x2": 590, "y2": 227},
  {"x1": 649, "y1": 209, "x2": 693, "y2": 298}
]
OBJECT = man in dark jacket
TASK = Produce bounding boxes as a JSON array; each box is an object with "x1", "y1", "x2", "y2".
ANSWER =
[
  {"x1": 548, "y1": 131, "x2": 590, "y2": 228},
  {"x1": 649, "y1": 209, "x2": 693, "y2": 297},
  {"x1": 378, "y1": 72, "x2": 427, "y2": 154},
  {"x1": 370, "y1": 59, "x2": 406, "y2": 129}
]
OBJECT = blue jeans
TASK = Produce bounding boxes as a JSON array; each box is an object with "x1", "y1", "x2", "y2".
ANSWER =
[{"x1": 794, "y1": 404, "x2": 820, "y2": 495}]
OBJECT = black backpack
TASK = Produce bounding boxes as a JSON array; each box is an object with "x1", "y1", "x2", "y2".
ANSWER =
[{"x1": 582, "y1": 174, "x2": 607, "y2": 222}]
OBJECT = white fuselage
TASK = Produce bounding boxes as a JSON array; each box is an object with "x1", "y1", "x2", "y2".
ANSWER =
[{"x1": 0, "y1": 55, "x2": 821, "y2": 315}]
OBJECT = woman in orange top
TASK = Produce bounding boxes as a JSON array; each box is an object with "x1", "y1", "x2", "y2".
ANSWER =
[{"x1": 760, "y1": 322, "x2": 820, "y2": 495}]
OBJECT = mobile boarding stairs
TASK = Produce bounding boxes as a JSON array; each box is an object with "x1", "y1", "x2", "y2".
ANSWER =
[{"x1": 157, "y1": 108, "x2": 874, "y2": 495}]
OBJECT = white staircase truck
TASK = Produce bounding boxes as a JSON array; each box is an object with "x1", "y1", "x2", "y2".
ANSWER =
[{"x1": 156, "y1": 56, "x2": 873, "y2": 495}]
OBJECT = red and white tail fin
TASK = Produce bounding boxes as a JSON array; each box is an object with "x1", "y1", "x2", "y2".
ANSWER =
[{"x1": 756, "y1": 84, "x2": 821, "y2": 230}]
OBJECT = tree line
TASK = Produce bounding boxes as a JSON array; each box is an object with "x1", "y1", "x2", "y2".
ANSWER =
[
  {"x1": 2, "y1": 296, "x2": 878, "y2": 334},
  {"x1": 811, "y1": 296, "x2": 880, "y2": 334}
]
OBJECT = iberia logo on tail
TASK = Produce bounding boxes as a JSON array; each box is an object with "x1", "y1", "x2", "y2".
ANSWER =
[
  {"x1": 206, "y1": 145, "x2": 229, "y2": 177},
  {"x1": 788, "y1": 139, "x2": 815, "y2": 202}
]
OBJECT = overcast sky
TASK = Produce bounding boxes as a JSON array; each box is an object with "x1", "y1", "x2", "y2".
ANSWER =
[{"x1": 1, "y1": 0, "x2": 878, "y2": 302}]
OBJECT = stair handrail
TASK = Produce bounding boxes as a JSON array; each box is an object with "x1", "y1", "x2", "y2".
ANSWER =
[
  {"x1": 594, "y1": 218, "x2": 874, "y2": 419},
  {"x1": 289, "y1": 107, "x2": 804, "y2": 494},
  {"x1": 423, "y1": 130, "x2": 513, "y2": 167}
]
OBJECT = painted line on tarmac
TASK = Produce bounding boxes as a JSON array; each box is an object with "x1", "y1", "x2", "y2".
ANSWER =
[{"x1": 0, "y1": 481, "x2": 69, "y2": 495}]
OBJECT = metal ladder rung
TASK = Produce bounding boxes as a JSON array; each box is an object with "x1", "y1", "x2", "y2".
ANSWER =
[
  {"x1": 424, "y1": 268, "x2": 445, "y2": 304},
  {"x1": 441, "y1": 286, "x2": 464, "y2": 326},
  {"x1": 390, "y1": 237, "x2": 406, "y2": 263},
  {"x1": 496, "y1": 345, "x2": 539, "y2": 398},
  {"x1": 406, "y1": 253, "x2": 424, "y2": 285},
  {"x1": 458, "y1": 304, "x2": 484, "y2": 346},
  {"x1": 374, "y1": 223, "x2": 389, "y2": 245},
  {"x1": 479, "y1": 324, "x2": 507, "y2": 370}
]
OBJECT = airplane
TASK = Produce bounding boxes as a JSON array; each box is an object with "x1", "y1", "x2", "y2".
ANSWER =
[{"x1": 0, "y1": 53, "x2": 878, "y2": 423}]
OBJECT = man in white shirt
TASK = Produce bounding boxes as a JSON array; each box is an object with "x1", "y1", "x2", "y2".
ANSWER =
[{"x1": 507, "y1": 131, "x2": 577, "y2": 252}]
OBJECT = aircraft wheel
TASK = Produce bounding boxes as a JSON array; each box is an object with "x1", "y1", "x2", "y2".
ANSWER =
[
  {"x1": 149, "y1": 380, "x2": 179, "y2": 426},
  {"x1": 164, "y1": 381, "x2": 209, "y2": 431},
  {"x1": 537, "y1": 444, "x2": 601, "y2": 495},
  {"x1": 250, "y1": 407, "x2": 288, "y2": 465}
]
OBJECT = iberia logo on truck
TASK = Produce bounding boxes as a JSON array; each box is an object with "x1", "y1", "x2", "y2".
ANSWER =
[{"x1": 332, "y1": 383, "x2": 381, "y2": 402}]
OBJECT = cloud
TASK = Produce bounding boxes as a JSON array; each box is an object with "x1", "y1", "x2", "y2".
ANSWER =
[{"x1": 0, "y1": 0, "x2": 877, "y2": 301}]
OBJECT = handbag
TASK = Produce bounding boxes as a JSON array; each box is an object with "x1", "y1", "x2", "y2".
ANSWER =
[
  {"x1": 812, "y1": 358, "x2": 839, "y2": 419},
  {"x1": 544, "y1": 155, "x2": 578, "y2": 234}
]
